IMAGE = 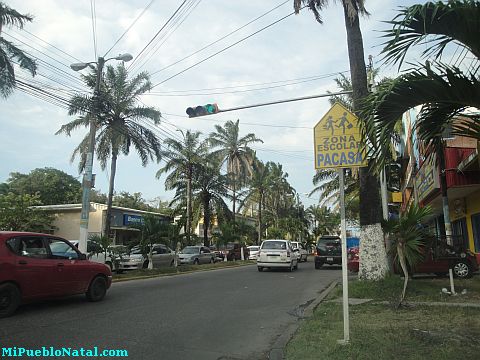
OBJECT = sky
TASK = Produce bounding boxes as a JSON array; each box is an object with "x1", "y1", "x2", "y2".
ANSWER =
[{"x1": 1, "y1": 0, "x2": 422, "y2": 209}]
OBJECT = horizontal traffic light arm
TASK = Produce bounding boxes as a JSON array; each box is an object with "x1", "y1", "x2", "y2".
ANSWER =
[{"x1": 185, "y1": 90, "x2": 353, "y2": 118}]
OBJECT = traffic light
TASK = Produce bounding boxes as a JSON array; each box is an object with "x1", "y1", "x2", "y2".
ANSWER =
[{"x1": 186, "y1": 103, "x2": 219, "y2": 118}]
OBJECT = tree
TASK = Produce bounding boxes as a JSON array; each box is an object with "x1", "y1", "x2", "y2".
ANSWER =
[
  {"x1": 193, "y1": 163, "x2": 231, "y2": 247},
  {"x1": 156, "y1": 130, "x2": 208, "y2": 243},
  {"x1": 382, "y1": 205, "x2": 432, "y2": 305},
  {"x1": 113, "y1": 191, "x2": 150, "y2": 211},
  {"x1": 2, "y1": 167, "x2": 82, "y2": 205},
  {"x1": 306, "y1": 205, "x2": 340, "y2": 239},
  {"x1": 294, "y1": 0, "x2": 387, "y2": 280},
  {"x1": 240, "y1": 159, "x2": 271, "y2": 244},
  {"x1": 0, "y1": 2, "x2": 37, "y2": 98},
  {"x1": 0, "y1": 192, "x2": 54, "y2": 232},
  {"x1": 208, "y1": 120, "x2": 263, "y2": 221},
  {"x1": 57, "y1": 64, "x2": 161, "y2": 239},
  {"x1": 131, "y1": 214, "x2": 169, "y2": 270},
  {"x1": 364, "y1": 1, "x2": 480, "y2": 245}
]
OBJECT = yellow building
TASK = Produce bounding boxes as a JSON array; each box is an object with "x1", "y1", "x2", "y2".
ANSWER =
[{"x1": 36, "y1": 202, "x2": 170, "y2": 246}]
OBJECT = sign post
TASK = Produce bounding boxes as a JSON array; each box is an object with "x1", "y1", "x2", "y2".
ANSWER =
[{"x1": 313, "y1": 102, "x2": 367, "y2": 344}]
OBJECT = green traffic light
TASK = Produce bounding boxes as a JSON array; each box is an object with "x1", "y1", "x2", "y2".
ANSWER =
[{"x1": 205, "y1": 104, "x2": 216, "y2": 114}]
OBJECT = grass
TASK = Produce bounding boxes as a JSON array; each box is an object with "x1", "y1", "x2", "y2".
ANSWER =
[
  {"x1": 286, "y1": 275, "x2": 480, "y2": 360},
  {"x1": 286, "y1": 302, "x2": 480, "y2": 360},
  {"x1": 113, "y1": 260, "x2": 255, "y2": 281},
  {"x1": 328, "y1": 274, "x2": 480, "y2": 303}
]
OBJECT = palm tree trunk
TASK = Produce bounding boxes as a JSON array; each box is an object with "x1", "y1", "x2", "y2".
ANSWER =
[
  {"x1": 343, "y1": 5, "x2": 388, "y2": 280},
  {"x1": 257, "y1": 192, "x2": 263, "y2": 244},
  {"x1": 437, "y1": 146, "x2": 452, "y2": 243},
  {"x1": 104, "y1": 151, "x2": 117, "y2": 239},
  {"x1": 186, "y1": 166, "x2": 192, "y2": 243},
  {"x1": 397, "y1": 242, "x2": 409, "y2": 305},
  {"x1": 203, "y1": 196, "x2": 210, "y2": 247},
  {"x1": 232, "y1": 174, "x2": 236, "y2": 223}
]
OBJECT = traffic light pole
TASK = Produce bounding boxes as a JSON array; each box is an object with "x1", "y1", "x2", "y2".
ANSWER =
[{"x1": 187, "y1": 91, "x2": 353, "y2": 117}]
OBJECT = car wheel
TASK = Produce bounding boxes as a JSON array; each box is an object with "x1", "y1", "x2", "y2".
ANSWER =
[
  {"x1": 86, "y1": 276, "x2": 107, "y2": 302},
  {"x1": 315, "y1": 262, "x2": 322, "y2": 270},
  {"x1": 142, "y1": 260, "x2": 149, "y2": 269},
  {"x1": 194, "y1": 258, "x2": 199, "y2": 265},
  {"x1": 258, "y1": 267, "x2": 263, "y2": 272},
  {"x1": 0, "y1": 283, "x2": 21, "y2": 318},
  {"x1": 170, "y1": 259, "x2": 175, "y2": 267},
  {"x1": 453, "y1": 261, "x2": 472, "y2": 279},
  {"x1": 210, "y1": 257, "x2": 214, "y2": 264},
  {"x1": 304, "y1": 256, "x2": 308, "y2": 262}
]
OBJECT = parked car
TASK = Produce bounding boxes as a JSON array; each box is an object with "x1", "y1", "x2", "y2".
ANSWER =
[
  {"x1": 349, "y1": 243, "x2": 478, "y2": 279},
  {"x1": 315, "y1": 235, "x2": 342, "y2": 269},
  {"x1": 178, "y1": 246, "x2": 215, "y2": 265},
  {"x1": 247, "y1": 245, "x2": 260, "y2": 260},
  {"x1": 347, "y1": 247, "x2": 359, "y2": 272},
  {"x1": 291, "y1": 241, "x2": 308, "y2": 262},
  {"x1": 0, "y1": 231, "x2": 112, "y2": 318},
  {"x1": 227, "y1": 243, "x2": 250, "y2": 261},
  {"x1": 118, "y1": 243, "x2": 176, "y2": 271},
  {"x1": 69, "y1": 240, "x2": 126, "y2": 271},
  {"x1": 257, "y1": 239, "x2": 298, "y2": 272}
]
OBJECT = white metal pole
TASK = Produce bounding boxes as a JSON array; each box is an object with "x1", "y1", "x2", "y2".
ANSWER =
[{"x1": 338, "y1": 168, "x2": 350, "y2": 344}]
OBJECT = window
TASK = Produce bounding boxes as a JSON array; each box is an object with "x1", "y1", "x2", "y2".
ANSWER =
[
  {"x1": 451, "y1": 218, "x2": 468, "y2": 250},
  {"x1": 154, "y1": 246, "x2": 167, "y2": 254},
  {"x1": 19, "y1": 236, "x2": 48, "y2": 258},
  {"x1": 471, "y1": 213, "x2": 480, "y2": 253},
  {"x1": 261, "y1": 241, "x2": 287, "y2": 250},
  {"x1": 201, "y1": 248, "x2": 210, "y2": 254},
  {"x1": 47, "y1": 238, "x2": 79, "y2": 259}
]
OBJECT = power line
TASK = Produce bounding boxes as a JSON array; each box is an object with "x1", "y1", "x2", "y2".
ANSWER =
[
  {"x1": 145, "y1": 71, "x2": 348, "y2": 97},
  {"x1": 149, "y1": 0, "x2": 290, "y2": 79},
  {"x1": 132, "y1": 0, "x2": 202, "y2": 75},
  {"x1": 127, "y1": 0, "x2": 188, "y2": 71},
  {"x1": 151, "y1": 8, "x2": 300, "y2": 88},
  {"x1": 90, "y1": 0, "x2": 98, "y2": 59},
  {"x1": 104, "y1": 0, "x2": 156, "y2": 57}
]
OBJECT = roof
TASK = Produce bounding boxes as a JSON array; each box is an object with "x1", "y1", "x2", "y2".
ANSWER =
[{"x1": 33, "y1": 202, "x2": 170, "y2": 217}]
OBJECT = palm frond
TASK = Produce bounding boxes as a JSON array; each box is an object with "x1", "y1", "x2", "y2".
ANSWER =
[{"x1": 381, "y1": 1, "x2": 480, "y2": 67}]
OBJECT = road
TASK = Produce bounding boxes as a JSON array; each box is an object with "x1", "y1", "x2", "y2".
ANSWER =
[{"x1": 1, "y1": 261, "x2": 340, "y2": 360}]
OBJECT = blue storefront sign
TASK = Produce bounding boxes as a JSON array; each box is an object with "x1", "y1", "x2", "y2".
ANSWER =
[{"x1": 123, "y1": 214, "x2": 144, "y2": 226}]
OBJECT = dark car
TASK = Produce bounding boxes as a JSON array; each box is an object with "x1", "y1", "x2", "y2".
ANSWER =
[
  {"x1": 227, "y1": 243, "x2": 249, "y2": 261},
  {"x1": 0, "y1": 231, "x2": 112, "y2": 318},
  {"x1": 315, "y1": 235, "x2": 341, "y2": 269}
]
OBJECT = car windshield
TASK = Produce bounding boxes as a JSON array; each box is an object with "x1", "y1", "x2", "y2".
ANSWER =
[
  {"x1": 130, "y1": 247, "x2": 143, "y2": 255},
  {"x1": 261, "y1": 241, "x2": 287, "y2": 250},
  {"x1": 181, "y1": 247, "x2": 199, "y2": 254},
  {"x1": 291, "y1": 242, "x2": 299, "y2": 249},
  {"x1": 317, "y1": 238, "x2": 340, "y2": 247}
]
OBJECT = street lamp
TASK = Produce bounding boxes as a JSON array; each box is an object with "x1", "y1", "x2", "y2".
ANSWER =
[{"x1": 70, "y1": 53, "x2": 133, "y2": 254}]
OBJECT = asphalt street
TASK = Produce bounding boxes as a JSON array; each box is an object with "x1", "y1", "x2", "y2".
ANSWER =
[{"x1": 1, "y1": 261, "x2": 340, "y2": 360}]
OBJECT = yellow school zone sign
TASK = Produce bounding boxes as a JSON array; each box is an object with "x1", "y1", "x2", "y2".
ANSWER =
[{"x1": 314, "y1": 102, "x2": 367, "y2": 169}]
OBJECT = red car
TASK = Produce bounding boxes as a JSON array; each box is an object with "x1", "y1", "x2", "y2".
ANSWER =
[
  {"x1": 347, "y1": 247, "x2": 359, "y2": 272},
  {"x1": 0, "y1": 231, "x2": 112, "y2": 318},
  {"x1": 347, "y1": 245, "x2": 478, "y2": 279}
]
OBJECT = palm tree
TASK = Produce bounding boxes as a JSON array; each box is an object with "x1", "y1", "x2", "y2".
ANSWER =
[
  {"x1": 133, "y1": 214, "x2": 168, "y2": 270},
  {"x1": 240, "y1": 159, "x2": 271, "y2": 244},
  {"x1": 364, "y1": 1, "x2": 480, "y2": 245},
  {"x1": 172, "y1": 159, "x2": 229, "y2": 246},
  {"x1": 382, "y1": 205, "x2": 432, "y2": 306},
  {"x1": 294, "y1": 0, "x2": 387, "y2": 280},
  {"x1": 208, "y1": 119, "x2": 263, "y2": 221},
  {"x1": 306, "y1": 204, "x2": 340, "y2": 238},
  {"x1": 0, "y1": 2, "x2": 37, "y2": 98},
  {"x1": 263, "y1": 162, "x2": 295, "y2": 228},
  {"x1": 156, "y1": 130, "x2": 208, "y2": 243},
  {"x1": 57, "y1": 64, "x2": 161, "y2": 238}
]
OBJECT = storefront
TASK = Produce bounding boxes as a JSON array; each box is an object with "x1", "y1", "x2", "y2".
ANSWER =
[{"x1": 37, "y1": 202, "x2": 171, "y2": 246}]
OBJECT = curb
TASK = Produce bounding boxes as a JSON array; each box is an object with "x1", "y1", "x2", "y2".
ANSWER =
[
  {"x1": 268, "y1": 279, "x2": 339, "y2": 360},
  {"x1": 112, "y1": 262, "x2": 255, "y2": 283}
]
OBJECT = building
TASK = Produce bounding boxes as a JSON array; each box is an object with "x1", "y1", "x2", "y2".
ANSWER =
[
  {"x1": 399, "y1": 110, "x2": 480, "y2": 262},
  {"x1": 36, "y1": 202, "x2": 170, "y2": 246}
]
